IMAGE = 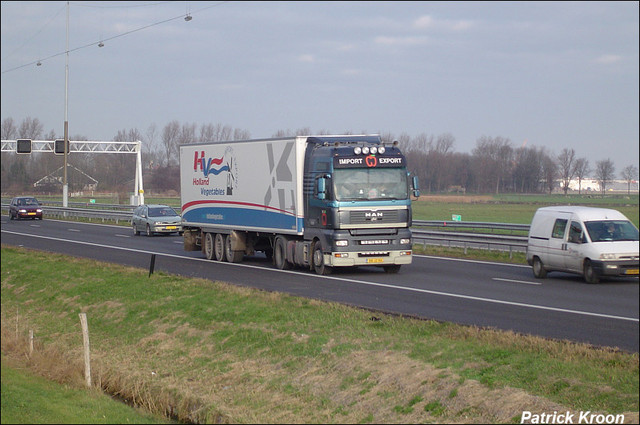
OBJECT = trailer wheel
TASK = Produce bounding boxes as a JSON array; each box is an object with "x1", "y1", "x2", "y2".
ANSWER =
[
  {"x1": 274, "y1": 237, "x2": 292, "y2": 270},
  {"x1": 313, "y1": 242, "x2": 332, "y2": 275},
  {"x1": 204, "y1": 233, "x2": 215, "y2": 260},
  {"x1": 214, "y1": 233, "x2": 226, "y2": 261},
  {"x1": 225, "y1": 234, "x2": 244, "y2": 263}
]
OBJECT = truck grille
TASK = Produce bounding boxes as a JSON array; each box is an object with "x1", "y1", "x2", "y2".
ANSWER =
[{"x1": 349, "y1": 209, "x2": 399, "y2": 224}]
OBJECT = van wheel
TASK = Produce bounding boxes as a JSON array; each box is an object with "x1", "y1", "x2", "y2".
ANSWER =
[
  {"x1": 532, "y1": 257, "x2": 547, "y2": 278},
  {"x1": 583, "y1": 260, "x2": 600, "y2": 284}
]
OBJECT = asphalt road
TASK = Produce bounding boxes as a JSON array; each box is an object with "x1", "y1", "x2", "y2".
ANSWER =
[{"x1": 2, "y1": 217, "x2": 638, "y2": 352}]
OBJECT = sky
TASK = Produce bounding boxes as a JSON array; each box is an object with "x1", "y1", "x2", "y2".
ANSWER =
[{"x1": 1, "y1": 1, "x2": 639, "y2": 173}]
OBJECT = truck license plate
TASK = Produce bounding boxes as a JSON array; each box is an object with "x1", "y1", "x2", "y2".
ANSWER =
[
  {"x1": 367, "y1": 258, "x2": 384, "y2": 263},
  {"x1": 625, "y1": 269, "x2": 638, "y2": 275}
]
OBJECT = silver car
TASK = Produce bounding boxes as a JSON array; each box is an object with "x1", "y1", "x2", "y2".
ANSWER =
[{"x1": 132, "y1": 204, "x2": 183, "y2": 236}]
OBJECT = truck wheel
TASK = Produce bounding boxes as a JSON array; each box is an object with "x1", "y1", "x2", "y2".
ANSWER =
[
  {"x1": 274, "y1": 237, "x2": 292, "y2": 270},
  {"x1": 532, "y1": 257, "x2": 547, "y2": 278},
  {"x1": 383, "y1": 265, "x2": 401, "y2": 274},
  {"x1": 583, "y1": 260, "x2": 600, "y2": 284},
  {"x1": 313, "y1": 242, "x2": 332, "y2": 275},
  {"x1": 225, "y1": 234, "x2": 244, "y2": 263},
  {"x1": 204, "y1": 233, "x2": 215, "y2": 260},
  {"x1": 214, "y1": 233, "x2": 226, "y2": 261}
]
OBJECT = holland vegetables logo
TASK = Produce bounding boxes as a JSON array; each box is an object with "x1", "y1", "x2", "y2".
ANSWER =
[{"x1": 193, "y1": 147, "x2": 237, "y2": 195}]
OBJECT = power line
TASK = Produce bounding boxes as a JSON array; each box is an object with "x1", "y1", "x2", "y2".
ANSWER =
[{"x1": 1, "y1": 1, "x2": 229, "y2": 75}]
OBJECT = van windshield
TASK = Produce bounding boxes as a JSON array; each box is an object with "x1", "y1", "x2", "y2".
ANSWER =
[{"x1": 585, "y1": 220, "x2": 639, "y2": 242}]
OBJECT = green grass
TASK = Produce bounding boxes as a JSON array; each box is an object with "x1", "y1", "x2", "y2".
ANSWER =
[
  {"x1": 412, "y1": 195, "x2": 639, "y2": 227},
  {"x1": 1, "y1": 356, "x2": 171, "y2": 424},
  {"x1": 1, "y1": 246, "x2": 638, "y2": 424}
]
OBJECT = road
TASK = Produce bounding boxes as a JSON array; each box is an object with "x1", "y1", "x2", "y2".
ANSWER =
[{"x1": 2, "y1": 217, "x2": 638, "y2": 352}]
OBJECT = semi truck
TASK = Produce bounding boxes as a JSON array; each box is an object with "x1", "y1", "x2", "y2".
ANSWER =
[{"x1": 180, "y1": 134, "x2": 419, "y2": 275}]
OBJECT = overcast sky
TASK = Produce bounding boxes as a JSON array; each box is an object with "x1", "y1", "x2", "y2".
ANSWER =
[{"x1": 2, "y1": 1, "x2": 638, "y2": 172}]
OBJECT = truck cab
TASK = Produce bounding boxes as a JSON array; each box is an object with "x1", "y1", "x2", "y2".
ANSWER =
[{"x1": 299, "y1": 136, "x2": 419, "y2": 274}]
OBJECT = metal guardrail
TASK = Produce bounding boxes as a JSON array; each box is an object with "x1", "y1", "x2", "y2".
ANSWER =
[
  {"x1": 1, "y1": 203, "x2": 132, "y2": 224},
  {"x1": 1, "y1": 204, "x2": 529, "y2": 254}
]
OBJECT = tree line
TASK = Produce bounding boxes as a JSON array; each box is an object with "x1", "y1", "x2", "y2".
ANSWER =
[{"x1": 1, "y1": 116, "x2": 638, "y2": 196}]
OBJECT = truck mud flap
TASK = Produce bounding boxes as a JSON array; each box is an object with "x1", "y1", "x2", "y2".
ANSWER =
[{"x1": 183, "y1": 229, "x2": 200, "y2": 251}]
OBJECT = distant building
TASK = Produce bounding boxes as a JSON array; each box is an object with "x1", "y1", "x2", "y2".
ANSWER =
[{"x1": 564, "y1": 178, "x2": 638, "y2": 193}]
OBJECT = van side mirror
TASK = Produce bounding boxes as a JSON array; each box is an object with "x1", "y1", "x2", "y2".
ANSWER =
[{"x1": 317, "y1": 177, "x2": 326, "y2": 200}]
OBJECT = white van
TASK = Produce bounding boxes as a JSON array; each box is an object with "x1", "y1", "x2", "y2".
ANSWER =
[{"x1": 526, "y1": 206, "x2": 639, "y2": 283}]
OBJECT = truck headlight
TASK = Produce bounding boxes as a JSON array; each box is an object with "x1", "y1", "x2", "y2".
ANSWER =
[
  {"x1": 400, "y1": 238, "x2": 411, "y2": 245},
  {"x1": 335, "y1": 240, "x2": 348, "y2": 247}
]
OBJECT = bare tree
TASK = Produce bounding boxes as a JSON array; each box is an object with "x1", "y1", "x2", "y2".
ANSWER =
[
  {"x1": 161, "y1": 121, "x2": 181, "y2": 166},
  {"x1": 472, "y1": 136, "x2": 513, "y2": 194},
  {"x1": 572, "y1": 158, "x2": 590, "y2": 195},
  {"x1": 232, "y1": 128, "x2": 251, "y2": 140},
  {"x1": 621, "y1": 164, "x2": 639, "y2": 195},
  {"x1": 2, "y1": 117, "x2": 17, "y2": 139},
  {"x1": 512, "y1": 145, "x2": 546, "y2": 193},
  {"x1": 542, "y1": 154, "x2": 558, "y2": 194},
  {"x1": 18, "y1": 117, "x2": 44, "y2": 139},
  {"x1": 557, "y1": 148, "x2": 576, "y2": 195},
  {"x1": 594, "y1": 159, "x2": 615, "y2": 195},
  {"x1": 179, "y1": 122, "x2": 197, "y2": 145}
]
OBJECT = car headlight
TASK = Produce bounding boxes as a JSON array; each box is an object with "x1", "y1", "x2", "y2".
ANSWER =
[{"x1": 600, "y1": 253, "x2": 617, "y2": 260}]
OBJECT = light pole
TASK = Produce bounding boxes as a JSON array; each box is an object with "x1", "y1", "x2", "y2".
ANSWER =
[{"x1": 63, "y1": 1, "x2": 69, "y2": 207}]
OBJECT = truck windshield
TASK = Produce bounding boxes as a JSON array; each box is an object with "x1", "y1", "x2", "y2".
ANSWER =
[
  {"x1": 585, "y1": 220, "x2": 639, "y2": 242},
  {"x1": 333, "y1": 168, "x2": 408, "y2": 201}
]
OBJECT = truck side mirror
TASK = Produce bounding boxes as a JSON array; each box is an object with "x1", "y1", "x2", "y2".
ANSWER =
[
  {"x1": 317, "y1": 177, "x2": 326, "y2": 200},
  {"x1": 412, "y1": 176, "x2": 420, "y2": 198}
]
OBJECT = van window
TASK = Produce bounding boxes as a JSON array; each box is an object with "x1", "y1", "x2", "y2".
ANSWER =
[
  {"x1": 551, "y1": 219, "x2": 568, "y2": 238},
  {"x1": 568, "y1": 221, "x2": 585, "y2": 244},
  {"x1": 585, "y1": 220, "x2": 640, "y2": 242}
]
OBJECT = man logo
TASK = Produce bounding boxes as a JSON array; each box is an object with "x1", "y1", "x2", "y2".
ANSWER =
[{"x1": 365, "y1": 155, "x2": 377, "y2": 167}]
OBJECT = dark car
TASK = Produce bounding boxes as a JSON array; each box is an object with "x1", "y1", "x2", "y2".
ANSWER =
[
  {"x1": 132, "y1": 204, "x2": 182, "y2": 236},
  {"x1": 9, "y1": 196, "x2": 43, "y2": 220}
]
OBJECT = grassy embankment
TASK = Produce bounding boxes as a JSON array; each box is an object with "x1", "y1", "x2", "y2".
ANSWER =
[{"x1": 2, "y1": 243, "x2": 638, "y2": 424}]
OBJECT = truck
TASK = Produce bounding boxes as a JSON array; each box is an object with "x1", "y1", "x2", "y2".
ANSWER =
[{"x1": 180, "y1": 134, "x2": 420, "y2": 275}]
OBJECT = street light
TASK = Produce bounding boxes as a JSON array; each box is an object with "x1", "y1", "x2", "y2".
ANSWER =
[{"x1": 63, "y1": 1, "x2": 69, "y2": 207}]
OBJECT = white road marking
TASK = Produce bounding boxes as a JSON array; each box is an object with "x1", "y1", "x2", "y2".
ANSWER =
[{"x1": 492, "y1": 277, "x2": 542, "y2": 285}]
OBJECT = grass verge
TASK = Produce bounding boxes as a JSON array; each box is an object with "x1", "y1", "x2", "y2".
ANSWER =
[
  {"x1": 1, "y1": 355, "x2": 171, "y2": 424},
  {"x1": 1, "y1": 245, "x2": 638, "y2": 424}
]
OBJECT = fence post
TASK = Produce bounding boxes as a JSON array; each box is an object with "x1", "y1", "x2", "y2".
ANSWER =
[
  {"x1": 29, "y1": 329, "x2": 34, "y2": 356},
  {"x1": 79, "y1": 313, "x2": 92, "y2": 387}
]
